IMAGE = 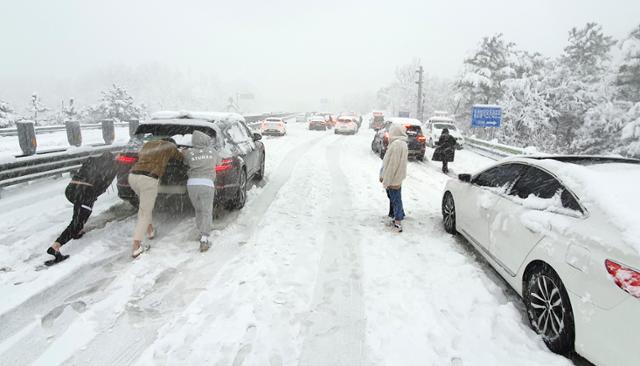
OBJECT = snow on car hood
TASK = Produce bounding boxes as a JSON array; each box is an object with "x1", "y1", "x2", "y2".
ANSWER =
[{"x1": 536, "y1": 159, "x2": 640, "y2": 255}]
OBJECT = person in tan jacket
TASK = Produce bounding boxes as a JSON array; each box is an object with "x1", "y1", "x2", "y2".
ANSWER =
[
  {"x1": 379, "y1": 123, "x2": 408, "y2": 232},
  {"x1": 128, "y1": 138, "x2": 183, "y2": 258}
]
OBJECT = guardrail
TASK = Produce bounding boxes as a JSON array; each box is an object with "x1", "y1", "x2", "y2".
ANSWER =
[
  {"x1": 0, "y1": 122, "x2": 130, "y2": 137},
  {"x1": 0, "y1": 113, "x2": 291, "y2": 197},
  {"x1": 464, "y1": 136, "x2": 531, "y2": 160},
  {"x1": 0, "y1": 144, "x2": 125, "y2": 198}
]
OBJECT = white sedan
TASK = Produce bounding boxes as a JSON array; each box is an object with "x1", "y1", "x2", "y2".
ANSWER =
[
  {"x1": 334, "y1": 116, "x2": 358, "y2": 135},
  {"x1": 260, "y1": 117, "x2": 287, "y2": 136},
  {"x1": 441, "y1": 156, "x2": 640, "y2": 366}
]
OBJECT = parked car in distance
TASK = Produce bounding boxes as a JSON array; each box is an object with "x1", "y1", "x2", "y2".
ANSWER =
[
  {"x1": 116, "y1": 111, "x2": 265, "y2": 210},
  {"x1": 334, "y1": 116, "x2": 358, "y2": 135},
  {"x1": 425, "y1": 116, "x2": 465, "y2": 148},
  {"x1": 308, "y1": 116, "x2": 327, "y2": 131},
  {"x1": 442, "y1": 156, "x2": 640, "y2": 366},
  {"x1": 369, "y1": 111, "x2": 385, "y2": 130},
  {"x1": 261, "y1": 117, "x2": 287, "y2": 136},
  {"x1": 371, "y1": 117, "x2": 426, "y2": 160}
]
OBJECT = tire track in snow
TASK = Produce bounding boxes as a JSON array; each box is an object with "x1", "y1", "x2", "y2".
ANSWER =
[
  {"x1": 298, "y1": 136, "x2": 366, "y2": 366},
  {"x1": 59, "y1": 133, "x2": 332, "y2": 366}
]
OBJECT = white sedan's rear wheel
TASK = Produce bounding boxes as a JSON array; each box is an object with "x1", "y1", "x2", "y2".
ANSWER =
[{"x1": 524, "y1": 264, "x2": 575, "y2": 354}]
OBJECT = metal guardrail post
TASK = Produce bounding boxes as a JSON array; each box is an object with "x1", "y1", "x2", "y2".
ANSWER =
[
  {"x1": 128, "y1": 119, "x2": 139, "y2": 137},
  {"x1": 65, "y1": 120, "x2": 82, "y2": 147},
  {"x1": 101, "y1": 119, "x2": 115, "y2": 145},
  {"x1": 16, "y1": 121, "x2": 37, "y2": 156}
]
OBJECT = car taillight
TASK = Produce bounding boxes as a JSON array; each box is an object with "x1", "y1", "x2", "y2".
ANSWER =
[
  {"x1": 116, "y1": 154, "x2": 138, "y2": 164},
  {"x1": 215, "y1": 158, "x2": 233, "y2": 172},
  {"x1": 606, "y1": 259, "x2": 640, "y2": 299},
  {"x1": 417, "y1": 135, "x2": 426, "y2": 142}
]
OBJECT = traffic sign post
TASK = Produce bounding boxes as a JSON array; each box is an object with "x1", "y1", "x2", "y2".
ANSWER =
[{"x1": 471, "y1": 105, "x2": 502, "y2": 128}]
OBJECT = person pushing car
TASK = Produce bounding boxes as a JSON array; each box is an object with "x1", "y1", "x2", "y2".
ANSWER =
[
  {"x1": 183, "y1": 130, "x2": 220, "y2": 252},
  {"x1": 46, "y1": 152, "x2": 118, "y2": 266},
  {"x1": 129, "y1": 137, "x2": 183, "y2": 258}
]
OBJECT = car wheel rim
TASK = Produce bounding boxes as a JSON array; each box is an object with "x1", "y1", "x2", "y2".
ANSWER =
[
  {"x1": 443, "y1": 195, "x2": 455, "y2": 231},
  {"x1": 530, "y1": 275, "x2": 565, "y2": 340}
]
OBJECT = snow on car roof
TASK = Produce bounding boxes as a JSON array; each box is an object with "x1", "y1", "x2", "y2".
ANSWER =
[
  {"x1": 149, "y1": 111, "x2": 245, "y2": 123},
  {"x1": 388, "y1": 117, "x2": 421, "y2": 126},
  {"x1": 507, "y1": 156, "x2": 640, "y2": 255}
]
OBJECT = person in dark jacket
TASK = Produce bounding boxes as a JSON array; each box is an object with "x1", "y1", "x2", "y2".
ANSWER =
[
  {"x1": 432, "y1": 128, "x2": 457, "y2": 173},
  {"x1": 46, "y1": 152, "x2": 118, "y2": 264}
]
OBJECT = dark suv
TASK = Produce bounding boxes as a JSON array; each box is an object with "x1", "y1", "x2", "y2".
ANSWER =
[
  {"x1": 371, "y1": 118, "x2": 426, "y2": 161},
  {"x1": 115, "y1": 112, "x2": 265, "y2": 210}
]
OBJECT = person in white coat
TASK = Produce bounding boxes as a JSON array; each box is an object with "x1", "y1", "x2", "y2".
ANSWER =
[{"x1": 379, "y1": 123, "x2": 408, "y2": 232}]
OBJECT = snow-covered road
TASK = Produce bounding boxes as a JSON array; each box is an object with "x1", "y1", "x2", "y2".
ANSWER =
[{"x1": 0, "y1": 123, "x2": 577, "y2": 365}]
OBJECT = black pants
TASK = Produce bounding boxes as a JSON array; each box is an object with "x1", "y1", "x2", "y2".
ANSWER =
[
  {"x1": 442, "y1": 160, "x2": 449, "y2": 172},
  {"x1": 56, "y1": 185, "x2": 97, "y2": 246}
]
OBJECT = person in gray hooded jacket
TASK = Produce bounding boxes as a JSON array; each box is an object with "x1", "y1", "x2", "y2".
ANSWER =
[{"x1": 183, "y1": 130, "x2": 220, "y2": 252}]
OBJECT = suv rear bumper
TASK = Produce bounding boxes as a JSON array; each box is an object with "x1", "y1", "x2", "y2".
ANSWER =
[{"x1": 117, "y1": 181, "x2": 239, "y2": 204}]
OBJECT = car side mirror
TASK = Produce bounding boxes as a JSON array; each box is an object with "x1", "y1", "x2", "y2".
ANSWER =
[
  {"x1": 458, "y1": 173, "x2": 471, "y2": 182},
  {"x1": 252, "y1": 132, "x2": 262, "y2": 141}
]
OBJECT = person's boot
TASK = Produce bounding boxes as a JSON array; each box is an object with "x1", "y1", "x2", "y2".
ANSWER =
[
  {"x1": 45, "y1": 247, "x2": 70, "y2": 266},
  {"x1": 199, "y1": 235, "x2": 211, "y2": 252},
  {"x1": 393, "y1": 221, "x2": 403, "y2": 233}
]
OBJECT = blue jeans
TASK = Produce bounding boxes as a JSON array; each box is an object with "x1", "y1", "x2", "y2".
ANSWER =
[{"x1": 386, "y1": 188, "x2": 405, "y2": 221}]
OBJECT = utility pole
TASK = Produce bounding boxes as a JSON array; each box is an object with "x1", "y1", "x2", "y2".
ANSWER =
[{"x1": 415, "y1": 65, "x2": 424, "y2": 122}]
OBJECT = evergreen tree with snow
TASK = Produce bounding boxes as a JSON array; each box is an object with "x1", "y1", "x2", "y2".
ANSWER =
[
  {"x1": 616, "y1": 25, "x2": 640, "y2": 103},
  {"x1": 545, "y1": 23, "x2": 615, "y2": 149},
  {"x1": 455, "y1": 34, "x2": 517, "y2": 107},
  {"x1": 87, "y1": 84, "x2": 145, "y2": 122},
  {"x1": 0, "y1": 99, "x2": 18, "y2": 128}
]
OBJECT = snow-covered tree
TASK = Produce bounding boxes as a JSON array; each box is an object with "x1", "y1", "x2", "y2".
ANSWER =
[
  {"x1": 0, "y1": 99, "x2": 18, "y2": 128},
  {"x1": 545, "y1": 23, "x2": 615, "y2": 149},
  {"x1": 498, "y1": 73, "x2": 559, "y2": 152},
  {"x1": 455, "y1": 34, "x2": 517, "y2": 107},
  {"x1": 85, "y1": 84, "x2": 145, "y2": 122},
  {"x1": 616, "y1": 24, "x2": 640, "y2": 102},
  {"x1": 376, "y1": 60, "x2": 420, "y2": 116},
  {"x1": 29, "y1": 93, "x2": 49, "y2": 124}
]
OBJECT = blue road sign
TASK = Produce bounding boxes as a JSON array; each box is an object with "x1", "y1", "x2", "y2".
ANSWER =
[{"x1": 471, "y1": 105, "x2": 502, "y2": 128}]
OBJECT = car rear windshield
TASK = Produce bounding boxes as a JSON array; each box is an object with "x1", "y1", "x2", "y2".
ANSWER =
[
  {"x1": 135, "y1": 124, "x2": 216, "y2": 140},
  {"x1": 434, "y1": 123, "x2": 457, "y2": 130},
  {"x1": 266, "y1": 118, "x2": 282, "y2": 122},
  {"x1": 373, "y1": 116, "x2": 384, "y2": 122},
  {"x1": 405, "y1": 126, "x2": 423, "y2": 135}
]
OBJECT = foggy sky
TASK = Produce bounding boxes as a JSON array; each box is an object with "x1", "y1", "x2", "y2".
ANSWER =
[{"x1": 1, "y1": 0, "x2": 639, "y2": 111}]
